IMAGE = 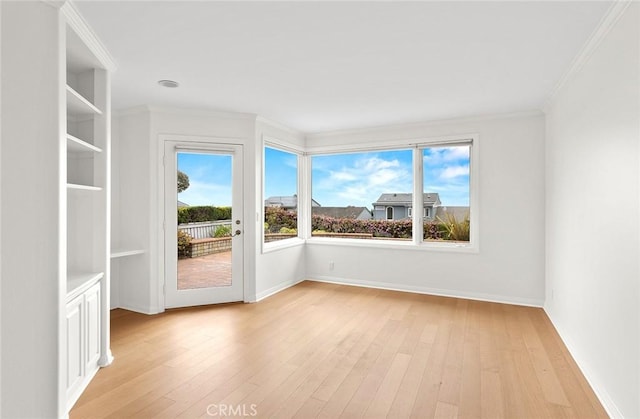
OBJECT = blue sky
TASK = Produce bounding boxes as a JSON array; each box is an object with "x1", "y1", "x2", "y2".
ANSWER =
[
  {"x1": 423, "y1": 146, "x2": 470, "y2": 207},
  {"x1": 177, "y1": 152, "x2": 232, "y2": 206},
  {"x1": 178, "y1": 146, "x2": 469, "y2": 208},
  {"x1": 264, "y1": 147, "x2": 298, "y2": 198},
  {"x1": 311, "y1": 147, "x2": 470, "y2": 208}
]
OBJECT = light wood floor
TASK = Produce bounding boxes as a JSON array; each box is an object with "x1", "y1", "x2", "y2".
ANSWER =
[{"x1": 71, "y1": 281, "x2": 607, "y2": 418}]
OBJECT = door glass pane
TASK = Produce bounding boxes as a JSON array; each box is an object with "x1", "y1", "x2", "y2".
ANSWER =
[{"x1": 176, "y1": 152, "x2": 233, "y2": 289}]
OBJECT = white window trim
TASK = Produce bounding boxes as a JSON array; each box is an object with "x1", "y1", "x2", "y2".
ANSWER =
[
  {"x1": 417, "y1": 137, "x2": 478, "y2": 251},
  {"x1": 304, "y1": 134, "x2": 479, "y2": 253},
  {"x1": 262, "y1": 138, "x2": 305, "y2": 253}
]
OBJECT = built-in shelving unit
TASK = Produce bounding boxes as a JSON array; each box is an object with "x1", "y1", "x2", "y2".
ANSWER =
[
  {"x1": 66, "y1": 85, "x2": 103, "y2": 116},
  {"x1": 67, "y1": 272, "x2": 104, "y2": 300},
  {"x1": 61, "y1": 2, "x2": 116, "y2": 415},
  {"x1": 67, "y1": 134, "x2": 103, "y2": 153},
  {"x1": 67, "y1": 183, "x2": 103, "y2": 191},
  {"x1": 110, "y1": 249, "x2": 145, "y2": 259}
]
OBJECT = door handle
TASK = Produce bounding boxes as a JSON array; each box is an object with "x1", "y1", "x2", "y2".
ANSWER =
[{"x1": 231, "y1": 229, "x2": 242, "y2": 237}]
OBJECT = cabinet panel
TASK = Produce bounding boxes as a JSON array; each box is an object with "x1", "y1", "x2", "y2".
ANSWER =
[
  {"x1": 65, "y1": 295, "x2": 84, "y2": 400},
  {"x1": 85, "y1": 283, "x2": 101, "y2": 369}
]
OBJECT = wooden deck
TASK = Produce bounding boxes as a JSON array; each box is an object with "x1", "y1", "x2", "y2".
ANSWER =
[{"x1": 70, "y1": 281, "x2": 607, "y2": 418}]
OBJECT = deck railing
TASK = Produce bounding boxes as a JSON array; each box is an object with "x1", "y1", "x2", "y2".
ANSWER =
[{"x1": 177, "y1": 220, "x2": 232, "y2": 239}]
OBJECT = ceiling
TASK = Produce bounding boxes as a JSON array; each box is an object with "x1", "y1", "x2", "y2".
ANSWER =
[{"x1": 76, "y1": 1, "x2": 612, "y2": 133}]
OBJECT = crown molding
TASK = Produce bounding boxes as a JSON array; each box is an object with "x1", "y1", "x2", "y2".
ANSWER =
[
  {"x1": 256, "y1": 116, "x2": 303, "y2": 137},
  {"x1": 543, "y1": 0, "x2": 632, "y2": 113},
  {"x1": 61, "y1": 0, "x2": 117, "y2": 72},
  {"x1": 306, "y1": 109, "x2": 543, "y2": 140}
]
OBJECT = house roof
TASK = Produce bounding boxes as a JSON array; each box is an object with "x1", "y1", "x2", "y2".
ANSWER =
[
  {"x1": 177, "y1": 200, "x2": 189, "y2": 208},
  {"x1": 312, "y1": 207, "x2": 371, "y2": 219},
  {"x1": 373, "y1": 193, "x2": 441, "y2": 206},
  {"x1": 265, "y1": 195, "x2": 321, "y2": 208}
]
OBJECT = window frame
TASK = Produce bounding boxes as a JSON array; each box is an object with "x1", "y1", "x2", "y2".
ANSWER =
[
  {"x1": 262, "y1": 139, "x2": 305, "y2": 253},
  {"x1": 305, "y1": 135, "x2": 479, "y2": 253}
]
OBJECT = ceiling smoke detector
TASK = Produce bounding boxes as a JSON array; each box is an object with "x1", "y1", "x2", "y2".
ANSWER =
[{"x1": 158, "y1": 79, "x2": 179, "y2": 88}]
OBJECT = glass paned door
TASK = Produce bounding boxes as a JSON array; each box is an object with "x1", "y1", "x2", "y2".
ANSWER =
[{"x1": 164, "y1": 142, "x2": 243, "y2": 308}]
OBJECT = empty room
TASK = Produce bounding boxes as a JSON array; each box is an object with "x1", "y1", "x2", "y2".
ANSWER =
[{"x1": 1, "y1": 1, "x2": 638, "y2": 418}]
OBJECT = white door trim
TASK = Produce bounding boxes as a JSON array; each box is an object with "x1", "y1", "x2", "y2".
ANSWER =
[{"x1": 162, "y1": 138, "x2": 244, "y2": 308}]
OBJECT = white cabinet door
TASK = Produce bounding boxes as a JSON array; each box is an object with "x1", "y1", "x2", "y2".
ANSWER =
[
  {"x1": 85, "y1": 283, "x2": 101, "y2": 371},
  {"x1": 65, "y1": 281, "x2": 103, "y2": 411},
  {"x1": 65, "y1": 294, "x2": 84, "y2": 400}
]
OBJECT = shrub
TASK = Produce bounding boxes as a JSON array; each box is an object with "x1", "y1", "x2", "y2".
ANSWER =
[
  {"x1": 265, "y1": 206, "x2": 466, "y2": 241},
  {"x1": 437, "y1": 213, "x2": 470, "y2": 241},
  {"x1": 264, "y1": 207, "x2": 297, "y2": 232},
  {"x1": 423, "y1": 222, "x2": 448, "y2": 240},
  {"x1": 177, "y1": 230, "x2": 192, "y2": 257},
  {"x1": 212, "y1": 225, "x2": 232, "y2": 238},
  {"x1": 279, "y1": 227, "x2": 297, "y2": 234},
  {"x1": 178, "y1": 206, "x2": 232, "y2": 224}
]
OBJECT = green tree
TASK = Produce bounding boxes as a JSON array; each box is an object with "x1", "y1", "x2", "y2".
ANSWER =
[{"x1": 177, "y1": 170, "x2": 190, "y2": 193}]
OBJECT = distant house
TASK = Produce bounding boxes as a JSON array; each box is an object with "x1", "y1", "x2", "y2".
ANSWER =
[
  {"x1": 435, "y1": 206, "x2": 470, "y2": 222},
  {"x1": 177, "y1": 200, "x2": 189, "y2": 208},
  {"x1": 264, "y1": 195, "x2": 320, "y2": 210},
  {"x1": 372, "y1": 193, "x2": 441, "y2": 221},
  {"x1": 312, "y1": 206, "x2": 372, "y2": 220}
]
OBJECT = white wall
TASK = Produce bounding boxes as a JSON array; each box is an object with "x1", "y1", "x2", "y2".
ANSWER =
[
  {"x1": 254, "y1": 118, "x2": 306, "y2": 301},
  {"x1": 305, "y1": 113, "x2": 546, "y2": 306},
  {"x1": 1, "y1": 2, "x2": 62, "y2": 416},
  {"x1": 112, "y1": 109, "x2": 153, "y2": 313},
  {"x1": 544, "y1": 3, "x2": 639, "y2": 418},
  {"x1": 0, "y1": 1, "x2": 3, "y2": 412},
  {"x1": 110, "y1": 116, "x2": 120, "y2": 309}
]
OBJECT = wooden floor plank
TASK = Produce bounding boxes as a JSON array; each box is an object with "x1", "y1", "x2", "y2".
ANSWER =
[{"x1": 70, "y1": 282, "x2": 608, "y2": 419}]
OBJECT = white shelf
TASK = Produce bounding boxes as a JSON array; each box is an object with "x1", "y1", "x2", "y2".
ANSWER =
[
  {"x1": 67, "y1": 271, "x2": 103, "y2": 301},
  {"x1": 67, "y1": 183, "x2": 102, "y2": 191},
  {"x1": 66, "y1": 85, "x2": 102, "y2": 116},
  {"x1": 67, "y1": 134, "x2": 102, "y2": 153},
  {"x1": 110, "y1": 249, "x2": 145, "y2": 259}
]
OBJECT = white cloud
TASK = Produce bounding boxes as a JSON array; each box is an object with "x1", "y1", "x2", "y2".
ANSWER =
[
  {"x1": 439, "y1": 165, "x2": 469, "y2": 180},
  {"x1": 423, "y1": 146, "x2": 470, "y2": 165},
  {"x1": 178, "y1": 181, "x2": 231, "y2": 206},
  {"x1": 314, "y1": 155, "x2": 412, "y2": 207}
]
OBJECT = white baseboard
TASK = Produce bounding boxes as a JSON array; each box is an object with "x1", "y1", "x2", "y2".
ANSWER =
[
  {"x1": 543, "y1": 308, "x2": 623, "y2": 419},
  {"x1": 306, "y1": 275, "x2": 544, "y2": 307},
  {"x1": 113, "y1": 302, "x2": 162, "y2": 315},
  {"x1": 254, "y1": 278, "x2": 305, "y2": 302}
]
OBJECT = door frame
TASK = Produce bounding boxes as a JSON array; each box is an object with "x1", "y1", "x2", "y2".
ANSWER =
[{"x1": 157, "y1": 135, "x2": 248, "y2": 309}]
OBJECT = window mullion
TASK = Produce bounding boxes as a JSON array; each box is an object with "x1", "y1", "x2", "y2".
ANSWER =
[
  {"x1": 300, "y1": 154, "x2": 312, "y2": 239},
  {"x1": 412, "y1": 147, "x2": 423, "y2": 244}
]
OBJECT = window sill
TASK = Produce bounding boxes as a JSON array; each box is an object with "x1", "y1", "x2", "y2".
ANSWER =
[
  {"x1": 305, "y1": 237, "x2": 478, "y2": 254},
  {"x1": 262, "y1": 237, "x2": 305, "y2": 254}
]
